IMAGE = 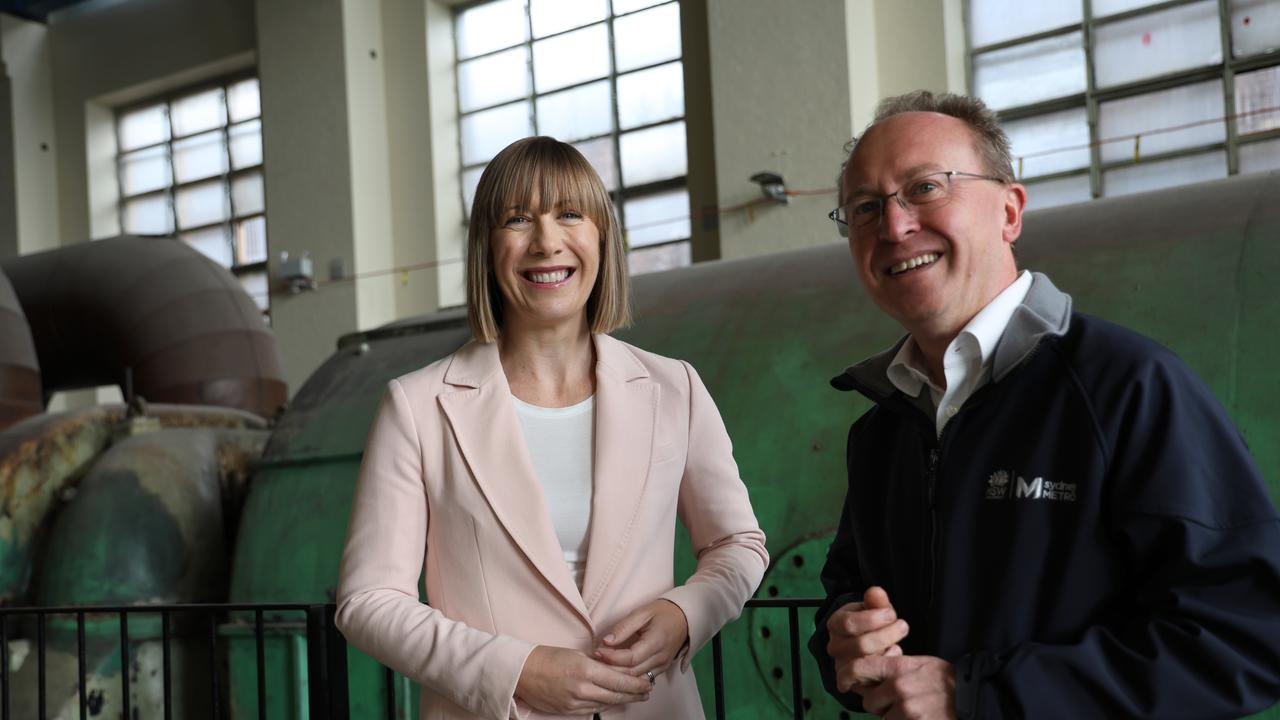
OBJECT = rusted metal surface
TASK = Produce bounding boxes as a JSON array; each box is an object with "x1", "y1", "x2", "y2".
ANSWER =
[
  {"x1": 0, "y1": 268, "x2": 40, "y2": 431},
  {"x1": 0, "y1": 404, "x2": 267, "y2": 604},
  {"x1": 0, "y1": 235, "x2": 288, "y2": 419}
]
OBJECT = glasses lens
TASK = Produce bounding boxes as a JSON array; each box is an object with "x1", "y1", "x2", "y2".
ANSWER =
[{"x1": 903, "y1": 172, "x2": 952, "y2": 207}]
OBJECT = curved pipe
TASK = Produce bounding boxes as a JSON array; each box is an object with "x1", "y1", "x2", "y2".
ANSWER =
[
  {"x1": 0, "y1": 268, "x2": 41, "y2": 430},
  {"x1": 0, "y1": 235, "x2": 287, "y2": 419}
]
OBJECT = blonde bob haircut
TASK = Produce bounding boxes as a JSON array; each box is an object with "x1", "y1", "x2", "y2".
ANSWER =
[{"x1": 466, "y1": 136, "x2": 632, "y2": 343}]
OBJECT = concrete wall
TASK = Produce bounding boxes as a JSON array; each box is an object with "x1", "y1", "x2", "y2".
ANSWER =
[
  {"x1": 0, "y1": 0, "x2": 960, "y2": 400},
  {"x1": 0, "y1": 14, "x2": 59, "y2": 256}
]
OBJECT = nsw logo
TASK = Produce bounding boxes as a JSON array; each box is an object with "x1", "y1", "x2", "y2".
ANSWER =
[{"x1": 985, "y1": 469, "x2": 1076, "y2": 502}]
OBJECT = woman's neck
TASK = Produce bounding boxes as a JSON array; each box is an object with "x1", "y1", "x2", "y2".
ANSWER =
[{"x1": 498, "y1": 317, "x2": 596, "y2": 407}]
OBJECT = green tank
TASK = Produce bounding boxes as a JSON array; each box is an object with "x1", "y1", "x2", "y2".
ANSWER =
[{"x1": 229, "y1": 171, "x2": 1280, "y2": 718}]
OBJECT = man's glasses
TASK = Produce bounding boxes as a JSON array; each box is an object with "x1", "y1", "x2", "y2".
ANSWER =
[{"x1": 828, "y1": 170, "x2": 1006, "y2": 238}]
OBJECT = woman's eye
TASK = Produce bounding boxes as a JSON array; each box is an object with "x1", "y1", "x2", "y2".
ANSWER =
[
  {"x1": 503, "y1": 215, "x2": 531, "y2": 227},
  {"x1": 559, "y1": 210, "x2": 584, "y2": 221}
]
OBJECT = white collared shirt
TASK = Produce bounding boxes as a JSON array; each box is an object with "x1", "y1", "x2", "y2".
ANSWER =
[{"x1": 887, "y1": 270, "x2": 1033, "y2": 437}]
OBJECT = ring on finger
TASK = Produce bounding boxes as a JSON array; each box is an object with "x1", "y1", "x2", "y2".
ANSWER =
[{"x1": 645, "y1": 670, "x2": 656, "y2": 685}]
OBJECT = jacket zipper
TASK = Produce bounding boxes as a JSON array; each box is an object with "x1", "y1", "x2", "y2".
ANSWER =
[{"x1": 926, "y1": 446, "x2": 939, "y2": 610}]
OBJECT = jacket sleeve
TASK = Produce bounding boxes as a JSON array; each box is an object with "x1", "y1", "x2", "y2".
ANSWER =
[
  {"x1": 807, "y1": 422, "x2": 869, "y2": 713},
  {"x1": 956, "y1": 352, "x2": 1280, "y2": 719},
  {"x1": 335, "y1": 380, "x2": 536, "y2": 720},
  {"x1": 661, "y1": 361, "x2": 769, "y2": 670}
]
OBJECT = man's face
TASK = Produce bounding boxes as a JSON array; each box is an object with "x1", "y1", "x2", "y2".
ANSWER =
[{"x1": 841, "y1": 112, "x2": 1025, "y2": 341}]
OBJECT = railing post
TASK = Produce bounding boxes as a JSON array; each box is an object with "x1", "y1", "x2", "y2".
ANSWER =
[{"x1": 306, "y1": 604, "x2": 349, "y2": 720}]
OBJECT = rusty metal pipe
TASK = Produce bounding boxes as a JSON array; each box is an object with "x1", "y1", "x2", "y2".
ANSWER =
[{"x1": 0, "y1": 236, "x2": 287, "y2": 419}]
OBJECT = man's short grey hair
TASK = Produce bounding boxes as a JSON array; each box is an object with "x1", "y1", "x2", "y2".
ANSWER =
[{"x1": 839, "y1": 90, "x2": 1016, "y2": 200}]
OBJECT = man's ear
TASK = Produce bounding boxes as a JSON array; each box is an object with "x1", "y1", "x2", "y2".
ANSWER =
[{"x1": 1002, "y1": 183, "x2": 1028, "y2": 246}]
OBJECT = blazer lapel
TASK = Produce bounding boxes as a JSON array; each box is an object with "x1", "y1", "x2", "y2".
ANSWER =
[
  {"x1": 581, "y1": 334, "x2": 658, "y2": 609},
  {"x1": 437, "y1": 341, "x2": 592, "y2": 626}
]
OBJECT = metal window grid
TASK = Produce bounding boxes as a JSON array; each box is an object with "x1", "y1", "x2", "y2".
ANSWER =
[
  {"x1": 963, "y1": 0, "x2": 1280, "y2": 196},
  {"x1": 453, "y1": 0, "x2": 690, "y2": 256},
  {"x1": 114, "y1": 73, "x2": 270, "y2": 290}
]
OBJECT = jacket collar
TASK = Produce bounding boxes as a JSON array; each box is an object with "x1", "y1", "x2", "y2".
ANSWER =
[
  {"x1": 438, "y1": 334, "x2": 656, "y2": 627},
  {"x1": 832, "y1": 271, "x2": 1072, "y2": 403}
]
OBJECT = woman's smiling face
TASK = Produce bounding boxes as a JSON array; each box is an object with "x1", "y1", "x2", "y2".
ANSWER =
[{"x1": 490, "y1": 194, "x2": 601, "y2": 332}]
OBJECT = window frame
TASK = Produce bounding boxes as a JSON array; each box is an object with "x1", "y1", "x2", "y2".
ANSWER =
[
  {"x1": 964, "y1": 0, "x2": 1280, "y2": 196},
  {"x1": 452, "y1": 0, "x2": 691, "y2": 264},
  {"x1": 114, "y1": 70, "x2": 270, "y2": 311}
]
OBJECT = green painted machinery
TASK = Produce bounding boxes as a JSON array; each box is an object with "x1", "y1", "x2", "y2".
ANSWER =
[{"x1": 230, "y1": 171, "x2": 1280, "y2": 719}]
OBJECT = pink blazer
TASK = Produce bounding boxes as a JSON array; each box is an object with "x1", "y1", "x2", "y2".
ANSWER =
[{"x1": 335, "y1": 334, "x2": 768, "y2": 719}]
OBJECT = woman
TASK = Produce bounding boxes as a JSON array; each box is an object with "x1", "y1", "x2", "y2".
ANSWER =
[{"x1": 336, "y1": 137, "x2": 767, "y2": 719}]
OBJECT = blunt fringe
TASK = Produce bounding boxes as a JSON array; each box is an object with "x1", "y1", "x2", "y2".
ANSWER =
[{"x1": 465, "y1": 136, "x2": 632, "y2": 343}]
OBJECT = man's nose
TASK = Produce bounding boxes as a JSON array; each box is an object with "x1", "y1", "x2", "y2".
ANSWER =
[{"x1": 879, "y1": 195, "x2": 918, "y2": 241}]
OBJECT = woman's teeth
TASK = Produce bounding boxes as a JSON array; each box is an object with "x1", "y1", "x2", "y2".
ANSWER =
[
  {"x1": 890, "y1": 253, "x2": 939, "y2": 275},
  {"x1": 527, "y1": 269, "x2": 570, "y2": 283}
]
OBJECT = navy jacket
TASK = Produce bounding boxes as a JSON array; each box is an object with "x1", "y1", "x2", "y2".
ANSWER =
[{"x1": 810, "y1": 274, "x2": 1280, "y2": 718}]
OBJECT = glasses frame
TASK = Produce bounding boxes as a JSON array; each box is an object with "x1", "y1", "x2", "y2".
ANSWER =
[{"x1": 828, "y1": 170, "x2": 1007, "y2": 238}]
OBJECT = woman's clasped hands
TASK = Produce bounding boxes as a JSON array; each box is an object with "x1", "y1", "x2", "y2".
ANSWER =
[{"x1": 515, "y1": 599, "x2": 690, "y2": 715}]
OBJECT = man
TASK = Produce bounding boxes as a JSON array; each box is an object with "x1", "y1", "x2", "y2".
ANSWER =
[{"x1": 809, "y1": 90, "x2": 1280, "y2": 719}]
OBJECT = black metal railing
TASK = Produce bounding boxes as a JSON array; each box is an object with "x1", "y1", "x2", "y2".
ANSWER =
[{"x1": 0, "y1": 597, "x2": 821, "y2": 719}]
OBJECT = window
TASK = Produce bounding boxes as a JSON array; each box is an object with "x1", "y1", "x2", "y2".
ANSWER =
[
  {"x1": 116, "y1": 77, "x2": 270, "y2": 314},
  {"x1": 966, "y1": 0, "x2": 1280, "y2": 210},
  {"x1": 454, "y1": 0, "x2": 691, "y2": 274}
]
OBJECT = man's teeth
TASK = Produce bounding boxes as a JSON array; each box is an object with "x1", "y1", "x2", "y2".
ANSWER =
[
  {"x1": 890, "y1": 253, "x2": 940, "y2": 275},
  {"x1": 529, "y1": 269, "x2": 569, "y2": 283}
]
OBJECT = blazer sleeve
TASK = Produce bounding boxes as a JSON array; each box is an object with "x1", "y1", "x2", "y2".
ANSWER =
[
  {"x1": 335, "y1": 379, "x2": 536, "y2": 720},
  {"x1": 661, "y1": 361, "x2": 770, "y2": 670}
]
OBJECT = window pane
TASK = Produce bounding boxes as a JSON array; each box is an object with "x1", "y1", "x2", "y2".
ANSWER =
[
  {"x1": 1024, "y1": 174, "x2": 1092, "y2": 212},
  {"x1": 532, "y1": 23, "x2": 609, "y2": 93},
  {"x1": 614, "y1": 2, "x2": 681, "y2": 72},
  {"x1": 530, "y1": 0, "x2": 608, "y2": 38},
  {"x1": 1098, "y1": 80, "x2": 1224, "y2": 163},
  {"x1": 1232, "y1": 0, "x2": 1280, "y2": 57},
  {"x1": 171, "y1": 88, "x2": 227, "y2": 137},
  {"x1": 123, "y1": 195, "x2": 173, "y2": 235},
  {"x1": 573, "y1": 136, "x2": 618, "y2": 191},
  {"x1": 176, "y1": 180, "x2": 230, "y2": 229},
  {"x1": 173, "y1": 130, "x2": 229, "y2": 184},
  {"x1": 227, "y1": 78, "x2": 261, "y2": 123},
  {"x1": 967, "y1": 0, "x2": 1081, "y2": 48},
  {"x1": 229, "y1": 120, "x2": 263, "y2": 169},
  {"x1": 973, "y1": 32, "x2": 1085, "y2": 111},
  {"x1": 182, "y1": 225, "x2": 233, "y2": 267},
  {"x1": 536, "y1": 80, "x2": 613, "y2": 141},
  {"x1": 1235, "y1": 65, "x2": 1280, "y2": 136},
  {"x1": 619, "y1": 121, "x2": 686, "y2": 185},
  {"x1": 458, "y1": 47, "x2": 531, "y2": 113},
  {"x1": 232, "y1": 171, "x2": 265, "y2": 217},
  {"x1": 463, "y1": 165, "x2": 486, "y2": 216},
  {"x1": 119, "y1": 104, "x2": 168, "y2": 152},
  {"x1": 1239, "y1": 137, "x2": 1280, "y2": 174},
  {"x1": 239, "y1": 269, "x2": 270, "y2": 313},
  {"x1": 612, "y1": 0, "x2": 668, "y2": 14},
  {"x1": 462, "y1": 102, "x2": 534, "y2": 166},
  {"x1": 120, "y1": 145, "x2": 172, "y2": 196},
  {"x1": 456, "y1": 0, "x2": 526, "y2": 60},
  {"x1": 618, "y1": 62, "x2": 683, "y2": 130},
  {"x1": 1003, "y1": 107, "x2": 1090, "y2": 179},
  {"x1": 1103, "y1": 150, "x2": 1226, "y2": 196},
  {"x1": 1093, "y1": 0, "x2": 1164, "y2": 18},
  {"x1": 628, "y1": 239, "x2": 690, "y2": 275},
  {"x1": 1094, "y1": 1, "x2": 1221, "y2": 88},
  {"x1": 235, "y1": 215, "x2": 268, "y2": 265},
  {"x1": 624, "y1": 189, "x2": 689, "y2": 247}
]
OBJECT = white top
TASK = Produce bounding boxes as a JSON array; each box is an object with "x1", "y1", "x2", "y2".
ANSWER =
[
  {"x1": 512, "y1": 394, "x2": 595, "y2": 590},
  {"x1": 887, "y1": 270, "x2": 1033, "y2": 437}
]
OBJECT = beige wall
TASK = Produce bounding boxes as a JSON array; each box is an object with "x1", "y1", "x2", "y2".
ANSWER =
[
  {"x1": 1, "y1": 14, "x2": 59, "y2": 256},
  {"x1": 1, "y1": 0, "x2": 961, "y2": 398}
]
